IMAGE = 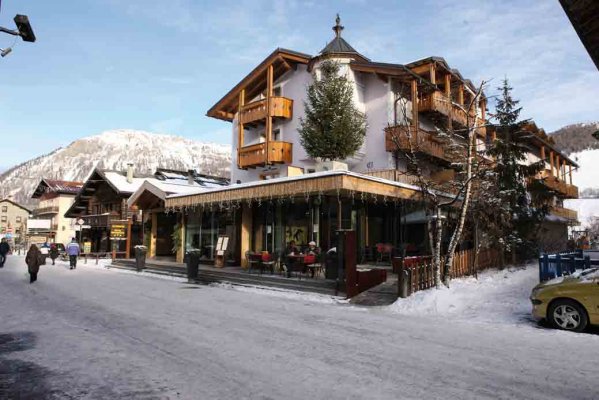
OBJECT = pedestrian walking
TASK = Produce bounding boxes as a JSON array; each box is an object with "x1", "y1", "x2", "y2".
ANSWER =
[
  {"x1": 49, "y1": 243, "x2": 59, "y2": 266},
  {"x1": 66, "y1": 238, "x2": 80, "y2": 270},
  {"x1": 0, "y1": 238, "x2": 10, "y2": 268},
  {"x1": 25, "y1": 244, "x2": 42, "y2": 283}
]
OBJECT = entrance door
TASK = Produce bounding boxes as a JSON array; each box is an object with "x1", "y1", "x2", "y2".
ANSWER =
[{"x1": 155, "y1": 213, "x2": 177, "y2": 257}]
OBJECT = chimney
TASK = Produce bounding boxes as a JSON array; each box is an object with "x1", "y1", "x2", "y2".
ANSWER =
[
  {"x1": 126, "y1": 163, "x2": 134, "y2": 184},
  {"x1": 187, "y1": 169, "x2": 195, "y2": 185}
]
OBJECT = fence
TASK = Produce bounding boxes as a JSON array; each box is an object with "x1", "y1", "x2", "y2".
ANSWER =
[
  {"x1": 538, "y1": 251, "x2": 598, "y2": 282},
  {"x1": 395, "y1": 247, "x2": 501, "y2": 298}
]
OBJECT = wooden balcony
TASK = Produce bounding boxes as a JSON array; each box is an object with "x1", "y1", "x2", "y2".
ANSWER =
[
  {"x1": 238, "y1": 141, "x2": 293, "y2": 169},
  {"x1": 418, "y1": 91, "x2": 485, "y2": 136},
  {"x1": 239, "y1": 96, "x2": 293, "y2": 125},
  {"x1": 385, "y1": 125, "x2": 452, "y2": 163},
  {"x1": 550, "y1": 207, "x2": 578, "y2": 222},
  {"x1": 536, "y1": 169, "x2": 579, "y2": 198},
  {"x1": 33, "y1": 206, "x2": 59, "y2": 216}
]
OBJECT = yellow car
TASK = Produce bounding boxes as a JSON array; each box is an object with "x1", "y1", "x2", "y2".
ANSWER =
[{"x1": 530, "y1": 268, "x2": 599, "y2": 332}]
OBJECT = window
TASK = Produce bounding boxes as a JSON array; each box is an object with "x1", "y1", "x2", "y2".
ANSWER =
[
  {"x1": 16, "y1": 217, "x2": 21, "y2": 223},
  {"x1": 273, "y1": 128, "x2": 281, "y2": 141},
  {"x1": 1, "y1": 206, "x2": 6, "y2": 213},
  {"x1": 1, "y1": 216, "x2": 6, "y2": 223}
]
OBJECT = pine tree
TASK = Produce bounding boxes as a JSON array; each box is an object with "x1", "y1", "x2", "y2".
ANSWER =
[
  {"x1": 486, "y1": 79, "x2": 548, "y2": 261},
  {"x1": 299, "y1": 60, "x2": 367, "y2": 161}
]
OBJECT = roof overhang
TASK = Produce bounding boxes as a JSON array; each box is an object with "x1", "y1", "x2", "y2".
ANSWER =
[
  {"x1": 206, "y1": 48, "x2": 312, "y2": 122},
  {"x1": 560, "y1": 0, "x2": 599, "y2": 71},
  {"x1": 128, "y1": 181, "x2": 168, "y2": 210},
  {"x1": 165, "y1": 171, "x2": 426, "y2": 210}
]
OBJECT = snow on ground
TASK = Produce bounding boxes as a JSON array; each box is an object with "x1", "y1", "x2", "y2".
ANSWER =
[
  {"x1": 2, "y1": 256, "x2": 599, "y2": 399},
  {"x1": 388, "y1": 265, "x2": 537, "y2": 326}
]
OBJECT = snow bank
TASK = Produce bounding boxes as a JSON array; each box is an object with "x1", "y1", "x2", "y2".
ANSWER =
[{"x1": 388, "y1": 265, "x2": 538, "y2": 326}]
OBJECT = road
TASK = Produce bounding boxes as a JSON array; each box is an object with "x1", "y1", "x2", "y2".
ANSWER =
[{"x1": 1, "y1": 255, "x2": 598, "y2": 400}]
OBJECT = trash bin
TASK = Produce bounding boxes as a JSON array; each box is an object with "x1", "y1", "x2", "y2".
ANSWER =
[
  {"x1": 134, "y1": 246, "x2": 147, "y2": 271},
  {"x1": 186, "y1": 250, "x2": 201, "y2": 282}
]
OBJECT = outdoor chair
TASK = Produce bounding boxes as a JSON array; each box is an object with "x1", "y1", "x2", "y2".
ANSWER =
[
  {"x1": 246, "y1": 251, "x2": 260, "y2": 274},
  {"x1": 376, "y1": 243, "x2": 392, "y2": 264},
  {"x1": 261, "y1": 252, "x2": 276, "y2": 274}
]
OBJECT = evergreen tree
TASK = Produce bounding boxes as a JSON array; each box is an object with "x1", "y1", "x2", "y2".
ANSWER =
[
  {"x1": 486, "y1": 79, "x2": 548, "y2": 260},
  {"x1": 299, "y1": 61, "x2": 367, "y2": 161}
]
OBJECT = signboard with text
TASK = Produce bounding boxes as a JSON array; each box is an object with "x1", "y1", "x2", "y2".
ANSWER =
[{"x1": 110, "y1": 221, "x2": 128, "y2": 241}]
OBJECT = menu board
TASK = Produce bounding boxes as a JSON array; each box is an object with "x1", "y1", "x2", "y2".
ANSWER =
[{"x1": 110, "y1": 223, "x2": 127, "y2": 240}]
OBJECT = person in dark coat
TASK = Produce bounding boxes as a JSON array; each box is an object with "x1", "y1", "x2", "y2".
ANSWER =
[
  {"x1": 49, "y1": 243, "x2": 59, "y2": 266},
  {"x1": 25, "y1": 244, "x2": 42, "y2": 283},
  {"x1": 0, "y1": 238, "x2": 10, "y2": 268}
]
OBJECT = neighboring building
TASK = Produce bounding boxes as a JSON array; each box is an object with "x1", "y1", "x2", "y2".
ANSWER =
[
  {"x1": 128, "y1": 169, "x2": 229, "y2": 262},
  {"x1": 0, "y1": 198, "x2": 31, "y2": 246},
  {"x1": 64, "y1": 165, "x2": 149, "y2": 257},
  {"x1": 30, "y1": 179, "x2": 83, "y2": 245},
  {"x1": 165, "y1": 17, "x2": 488, "y2": 267},
  {"x1": 516, "y1": 122, "x2": 580, "y2": 251}
]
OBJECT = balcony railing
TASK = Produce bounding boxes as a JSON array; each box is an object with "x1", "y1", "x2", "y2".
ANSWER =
[
  {"x1": 385, "y1": 125, "x2": 452, "y2": 163},
  {"x1": 33, "y1": 206, "x2": 59, "y2": 216},
  {"x1": 239, "y1": 96, "x2": 293, "y2": 125},
  {"x1": 418, "y1": 91, "x2": 485, "y2": 136},
  {"x1": 238, "y1": 141, "x2": 293, "y2": 169},
  {"x1": 550, "y1": 207, "x2": 578, "y2": 222},
  {"x1": 536, "y1": 169, "x2": 579, "y2": 198}
]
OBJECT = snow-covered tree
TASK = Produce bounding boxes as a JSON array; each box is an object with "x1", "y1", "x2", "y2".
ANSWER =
[
  {"x1": 299, "y1": 60, "x2": 367, "y2": 161},
  {"x1": 485, "y1": 79, "x2": 548, "y2": 261}
]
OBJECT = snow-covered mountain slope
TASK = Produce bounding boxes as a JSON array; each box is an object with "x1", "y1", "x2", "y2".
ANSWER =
[{"x1": 0, "y1": 129, "x2": 231, "y2": 205}]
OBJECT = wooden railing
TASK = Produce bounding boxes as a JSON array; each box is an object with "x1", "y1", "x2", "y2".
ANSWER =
[
  {"x1": 418, "y1": 91, "x2": 485, "y2": 136},
  {"x1": 395, "y1": 248, "x2": 500, "y2": 297},
  {"x1": 384, "y1": 125, "x2": 451, "y2": 162},
  {"x1": 550, "y1": 206, "x2": 578, "y2": 221},
  {"x1": 238, "y1": 141, "x2": 293, "y2": 169},
  {"x1": 363, "y1": 169, "x2": 421, "y2": 185},
  {"x1": 536, "y1": 169, "x2": 579, "y2": 198},
  {"x1": 239, "y1": 96, "x2": 293, "y2": 125}
]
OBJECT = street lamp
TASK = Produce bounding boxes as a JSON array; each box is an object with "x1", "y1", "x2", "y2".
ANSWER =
[{"x1": 0, "y1": 14, "x2": 36, "y2": 58}]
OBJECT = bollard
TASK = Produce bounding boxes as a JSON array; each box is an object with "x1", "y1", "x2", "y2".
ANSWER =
[
  {"x1": 399, "y1": 269, "x2": 410, "y2": 298},
  {"x1": 556, "y1": 254, "x2": 562, "y2": 278}
]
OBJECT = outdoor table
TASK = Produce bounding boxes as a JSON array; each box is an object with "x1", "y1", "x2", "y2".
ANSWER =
[{"x1": 286, "y1": 254, "x2": 306, "y2": 278}]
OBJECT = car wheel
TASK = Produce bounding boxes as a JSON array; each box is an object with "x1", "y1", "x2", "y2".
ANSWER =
[{"x1": 548, "y1": 299, "x2": 588, "y2": 332}]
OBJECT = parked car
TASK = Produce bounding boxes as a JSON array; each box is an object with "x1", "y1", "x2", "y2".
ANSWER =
[{"x1": 530, "y1": 268, "x2": 599, "y2": 332}]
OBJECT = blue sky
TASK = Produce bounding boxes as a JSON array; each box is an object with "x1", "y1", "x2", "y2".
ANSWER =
[{"x1": 0, "y1": 0, "x2": 597, "y2": 168}]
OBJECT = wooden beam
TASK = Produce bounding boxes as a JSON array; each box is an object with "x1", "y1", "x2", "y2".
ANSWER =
[
  {"x1": 429, "y1": 63, "x2": 436, "y2": 85},
  {"x1": 549, "y1": 151, "x2": 554, "y2": 176},
  {"x1": 411, "y1": 79, "x2": 419, "y2": 132},
  {"x1": 562, "y1": 159, "x2": 567, "y2": 181},
  {"x1": 569, "y1": 164, "x2": 573, "y2": 185},
  {"x1": 237, "y1": 89, "x2": 245, "y2": 168},
  {"x1": 457, "y1": 83, "x2": 464, "y2": 105},
  {"x1": 555, "y1": 155, "x2": 561, "y2": 180},
  {"x1": 265, "y1": 64, "x2": 274, "y2": 164},
  {"x1": 444, "y1": 74, "x2": 451, "y2": 97},
  {"x1": 540, "y1": 145, "x2": 545, "y2": 160}
]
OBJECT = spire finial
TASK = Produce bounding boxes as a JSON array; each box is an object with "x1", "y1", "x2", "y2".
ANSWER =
[{"x1": 333, "y1": 13, "x2": 344, "y2": 38}]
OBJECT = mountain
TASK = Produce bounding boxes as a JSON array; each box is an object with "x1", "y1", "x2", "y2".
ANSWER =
[
  {"x1": 549, "y1": 122, "x2": 599, "y2": 155},
  {"x1": 0, "y1": 129, "x2": 232, "y2": 206}
]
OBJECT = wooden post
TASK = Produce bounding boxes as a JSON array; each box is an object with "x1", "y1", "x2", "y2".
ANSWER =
[
  {"x1": 240, "y1": 203, "x2": 252, "y2": 268},
  {"x1": 265, "y1": 64, "x2": 274, "y2": 164},
  {"x1": 555, "y1": 155, "x2": 560, "y2": 180},
  {"x1": 176, "y1": 215, "x2": 185, "y2": 263},
  {"x1": 540, "y1": 145, "x2": 545, "y2": 160},
  {"x1": 429, "y1": 63, "x2": 436, "y2": 85},
  {"x1": 237, "y1": 89, "x2": 245, "y2": 167},
  {"x1": 444, "y1": 74, "x2": 451, "y2": 97},
  {"x1": 411, "y1": 79, "x2": 419, "y2": 132},
  {"x1": 125, "y1": 218, "x2": 132, "y2": 259},
  {"x1": 569, "y1": 164, "x2": 573, "y2": 185},
  {"x1": 150, "y1": 211, "x2": 157, "y2": 259},
  {"x1": 562, "y1": 160, "x2": 567, "y2": 182},
  {"x1": 480, "y1": 98, "x2": 486, "y2": 124},
  {"x1": 549, "y1": 151, "x2": 554, "y2": 176},
  {"x1": 457, "y1": 83, "x2": 464, "y2": 105}
]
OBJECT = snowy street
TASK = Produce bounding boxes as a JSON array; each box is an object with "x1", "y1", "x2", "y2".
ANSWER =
[{"x1": 1, "y1": 256, "x2": 598, "y2": 400}]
